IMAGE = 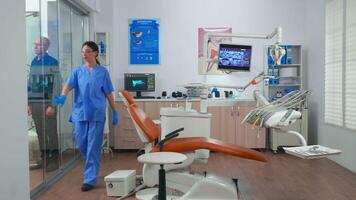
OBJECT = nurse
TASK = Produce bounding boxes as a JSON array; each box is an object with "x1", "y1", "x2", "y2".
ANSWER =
[{"x1": 54, "y1": 41, "x2": 118, "y2": 192}]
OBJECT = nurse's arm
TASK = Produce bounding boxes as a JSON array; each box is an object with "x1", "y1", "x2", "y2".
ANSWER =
[
  {"x1": 61, "y1": 83, "x2": 72, "y2": 96},
  {"x1": 106, "y1": 93, "x2": 117, "y2": 112}
]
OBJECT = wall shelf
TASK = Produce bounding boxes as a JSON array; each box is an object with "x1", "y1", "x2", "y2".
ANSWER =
[{"x1": 94, "y1": 32, "x2": 109, "y2": 66}]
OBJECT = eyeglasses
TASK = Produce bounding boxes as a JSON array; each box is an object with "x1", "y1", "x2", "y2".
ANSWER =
[{"x1": 81, "y1": 50, "x2": 94, "y2": 54}]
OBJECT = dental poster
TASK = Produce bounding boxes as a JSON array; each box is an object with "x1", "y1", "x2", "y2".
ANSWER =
[
  {"x1": 129, "y1": 19, "x2": 160, "y2": 64},
  {"x1": 198, "y1": 27, "x2": 232, "y2": 75}
]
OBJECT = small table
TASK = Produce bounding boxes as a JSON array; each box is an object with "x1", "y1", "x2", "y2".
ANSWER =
[{"x1": 138, "y1": 152, "x2": 187, "y2": 200}]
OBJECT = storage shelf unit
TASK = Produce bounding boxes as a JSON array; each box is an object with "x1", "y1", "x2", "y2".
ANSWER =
[
  {"x1": 264, "y1": 45, "x2": 308, "y2": 152},
  {"x1": 264, "y1": 45, "x2": 303, "y2": 101}
]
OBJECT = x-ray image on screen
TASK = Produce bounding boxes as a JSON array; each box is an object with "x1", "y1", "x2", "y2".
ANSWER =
[{"x1": 218, "y1": 44, "x2": 252, "y2": 71}]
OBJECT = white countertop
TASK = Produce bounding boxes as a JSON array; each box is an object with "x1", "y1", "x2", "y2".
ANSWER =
[{"x1": 115, "y1": 97, "x2": 255, "y2": 106}]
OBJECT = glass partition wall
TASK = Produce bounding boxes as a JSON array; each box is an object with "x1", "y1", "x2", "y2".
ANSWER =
[{"x1": 26, "y1": 0, "x2": 89, "y2": 195}]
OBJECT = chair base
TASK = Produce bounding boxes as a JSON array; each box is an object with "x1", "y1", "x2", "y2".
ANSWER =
[
  {"x1": 143, "y1": 169, "x2": 239, "y2": 199},
  {"x1": 136, "y1": 188, "x2": 181, "y2": 200}
]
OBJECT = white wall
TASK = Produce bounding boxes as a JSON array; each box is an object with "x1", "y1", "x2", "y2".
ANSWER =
[
  {"x1": 0, "y1": 0, "x2": 29, "y2": 199},
  {"x1": 93, "y1": 0, "x2": 113, "y2": 71},
  {"x1": 305, "y1": 0, "x2": 356, "y2": 173},
  {"x1": 106, "y1": 0, "x2": 306, "y2": 98}
]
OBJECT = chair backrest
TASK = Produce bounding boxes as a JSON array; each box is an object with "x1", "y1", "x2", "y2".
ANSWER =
[
  {"x1": 127, "y1": 104, "x2": 161, "y2": 143},
  {"x1": 119, "y1": 90, "x2": 136, "y2": 107}
]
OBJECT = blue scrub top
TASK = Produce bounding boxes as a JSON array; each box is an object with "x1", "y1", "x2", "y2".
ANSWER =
[
  {"x1": 67, "y1": 64, "x2": 114, "y2": 122},
  {"x1": 28, "y1": 53, "x2": 59, "y2": 100},
  {"x1": 31, "y1": 53, "x2": 59, "y2": 66}
]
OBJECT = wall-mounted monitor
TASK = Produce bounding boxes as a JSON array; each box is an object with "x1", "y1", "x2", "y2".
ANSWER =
[
  {"x1": 218, "y1": 44, "x2": 252, "y2": 71},
  {"x1": 124, "y1": 73, "x2": 155, "y2": 98}
]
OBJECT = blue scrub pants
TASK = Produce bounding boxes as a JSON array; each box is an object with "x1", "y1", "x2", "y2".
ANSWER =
[{"x1": 73, "y1": 121, "x2": 105, "y2": 186}]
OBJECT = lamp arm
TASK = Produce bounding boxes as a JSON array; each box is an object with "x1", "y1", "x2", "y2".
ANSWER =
[
  {"x1": 207, "y1": 71, "x2": 273, "y2": 92},
  {"x1": 266, "y1": 26, "x2": 282, "y2": 44}
]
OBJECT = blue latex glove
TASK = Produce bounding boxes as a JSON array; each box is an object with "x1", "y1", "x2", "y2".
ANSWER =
[
  {"x1": 211, "y1": 87, "x2": 218, "y2": 94},
  {"x1": 53, "y1": 95, "x2": 66, "y2": 107},
  {"x1": 112, "y1": 111, "x2": 119, "y2": 126}
]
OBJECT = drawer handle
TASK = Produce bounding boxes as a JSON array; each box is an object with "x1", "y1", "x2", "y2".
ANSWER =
[
  {"x1": 124, "y1": 138, "x2": 137, "y2": 142},
  {"x1": 122, "y1": 128, "x2": 136, "y2": 131}
]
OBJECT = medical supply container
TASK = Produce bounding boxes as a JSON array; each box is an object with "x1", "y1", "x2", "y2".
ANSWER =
[{"x1": 104, "y1": 170, "x2": 136, "y2": 197}]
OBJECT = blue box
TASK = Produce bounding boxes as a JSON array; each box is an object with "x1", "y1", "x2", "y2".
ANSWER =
[
  {"x1": 285, "y1": 45, "x2": 293, "y2": 64},
  {"x1": 274, "y1": 78, "x2": 279, "y2": 85},
  {"x1": 269, "y1": 78, "x2": 274, "y2": 85}
]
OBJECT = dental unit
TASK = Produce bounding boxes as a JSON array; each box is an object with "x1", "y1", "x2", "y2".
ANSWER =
[{"x1": 119, "y1": 90, "x2": 266, "y2": 200}]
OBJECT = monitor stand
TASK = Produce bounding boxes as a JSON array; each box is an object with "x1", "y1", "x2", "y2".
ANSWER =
[
  {"x1": 135, "y1": 91, "x2": 155, "y2": 99},
  {"x1": 135, "y1": 91, "x2": 142, "y2": 98}
]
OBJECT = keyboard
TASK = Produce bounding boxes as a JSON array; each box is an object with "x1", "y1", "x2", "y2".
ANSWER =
[{"x1": 134, "y1": 96, "x2": 156, "y2": 99}]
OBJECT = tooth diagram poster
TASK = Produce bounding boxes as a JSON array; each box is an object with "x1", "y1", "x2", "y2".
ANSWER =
[{"x1": 129, "y1": 19, "x2": 160, "y2": 65}]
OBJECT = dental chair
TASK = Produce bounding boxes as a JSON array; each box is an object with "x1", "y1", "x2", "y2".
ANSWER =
[{"x1": 125, "y1": 101, "x2": 267, "y2": 199}]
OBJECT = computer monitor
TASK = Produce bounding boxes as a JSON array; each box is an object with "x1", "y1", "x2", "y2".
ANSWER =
[
  {"x1": 218, "y1": 44, "x2": 252, "y2": 71},
  {"x1": 124, "y1": 73, "x2": 155, "y2": 98}
]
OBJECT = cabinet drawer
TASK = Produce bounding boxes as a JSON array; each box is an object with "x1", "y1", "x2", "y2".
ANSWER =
[
  {"x1": 118, "y1": 118, "x2": 135, "y2": 129},
  {"x1": 114, "y1": 129, "x2": 143, "y2": 149},
  {"x1": 117, "y1": 141, "x2": 143, "y2": 149}
]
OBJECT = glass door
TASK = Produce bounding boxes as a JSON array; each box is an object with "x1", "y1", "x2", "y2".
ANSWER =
[
  {"x1": 26, "y1": 0, "x2": 43, "y2": 190},
  {"x1": 58, "y1": 1, "x2": 75, "y2": 166},
  {"x1": 27, "y1": 0, "x2": 90, "y2": 195},
  {"x1": 27, "y1": 0, "x2": 61, "y2": 189},
  {"x1": 58, "y1": 0, "x2": 90, "y2": 167}
]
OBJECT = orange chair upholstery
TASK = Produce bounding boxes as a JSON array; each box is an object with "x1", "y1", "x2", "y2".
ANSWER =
[
  {"x1": 119, "y1": 90, "x2": 136, "y2": 107},
  {"x1": 120, "y1": 90, "x2": 161, "y2": 126},
  {"x1": 127, "y1": 104, "x2": 267, "y2": 163}
]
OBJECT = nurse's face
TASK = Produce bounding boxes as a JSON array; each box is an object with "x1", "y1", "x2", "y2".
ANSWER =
[{"x1": 81, "y1": 45, "x2": 97, "y2": 63}]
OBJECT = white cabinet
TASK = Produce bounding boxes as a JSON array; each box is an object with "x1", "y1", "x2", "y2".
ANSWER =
[
  {"x1": 264, "y1": 45, "x2": 308, "y2": 151},
  {"x1": 111, "y1": 100, "x2": 266, "y2": 149},
  {"x1": 208, "y1": 104, "x2": 266, "y2": 149}
]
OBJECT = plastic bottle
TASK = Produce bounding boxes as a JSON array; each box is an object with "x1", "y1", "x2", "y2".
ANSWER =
[
  {"x1": 273, "y1": 65, "x2": 279, "y2": 77},
  {"x1": 268, "y1": 65, "x2": 274, "y2": 76},
  {"x1": 99, "y1": 41, "x2": 105, "y2": 55}
]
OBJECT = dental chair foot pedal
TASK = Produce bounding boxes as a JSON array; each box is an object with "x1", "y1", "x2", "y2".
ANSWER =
[{"x1": 104, "y1": 170, "x2": 136, "y2": 197}]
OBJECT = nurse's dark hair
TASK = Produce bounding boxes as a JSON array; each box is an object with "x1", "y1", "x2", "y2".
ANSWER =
[{"x1": 82, "y1": 41, "x2": 100, "y2": 65}]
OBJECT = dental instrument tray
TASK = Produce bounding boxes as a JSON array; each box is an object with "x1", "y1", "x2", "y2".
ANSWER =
[{"x1": 283, "y1": 145, "x2": 341, "y2": 159}]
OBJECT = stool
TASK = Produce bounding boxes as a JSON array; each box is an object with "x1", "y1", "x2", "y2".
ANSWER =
[{"x1": 138, "y1": 152, "x2": 187, "y2": 200}]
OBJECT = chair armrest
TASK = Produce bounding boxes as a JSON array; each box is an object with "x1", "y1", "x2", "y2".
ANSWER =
[{"x1": 159, "y1": 127, "x2": 184, "y2": 151}]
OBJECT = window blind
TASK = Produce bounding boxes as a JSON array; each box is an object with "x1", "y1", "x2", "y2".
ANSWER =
[
  {"x1": 325, "y1": 0, "x2": 343, "y2": 126},
  {"x1": 345, "y1": 0, "x2": 356, "y2": 130}
]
